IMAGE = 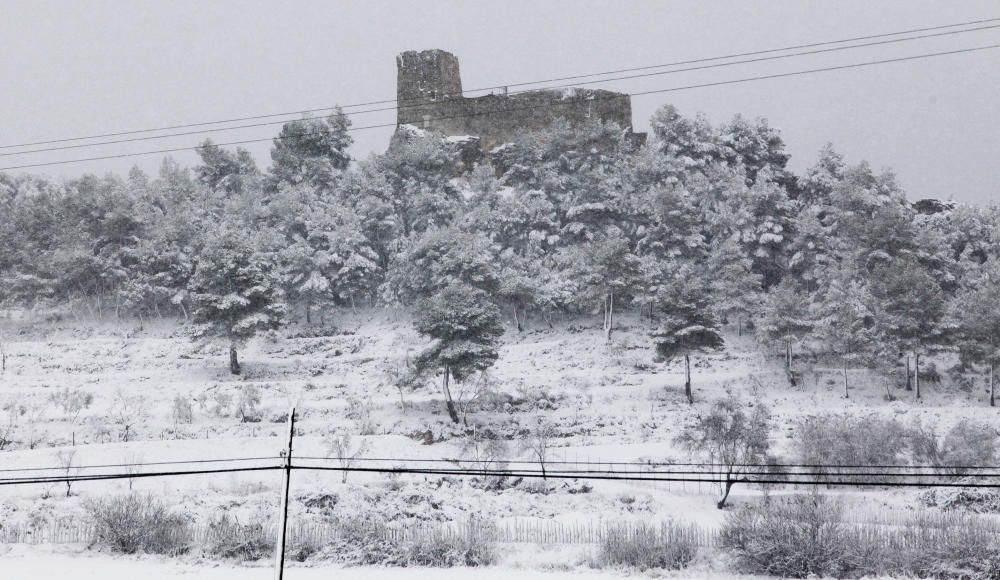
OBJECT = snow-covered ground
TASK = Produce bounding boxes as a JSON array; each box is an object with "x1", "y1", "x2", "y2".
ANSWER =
[
  {"x1": 0, "y1": 309, "x2": 995, "y2": 575},
  {"x1": 1, "y1": 544, "x2": 773, "y2": 579}
]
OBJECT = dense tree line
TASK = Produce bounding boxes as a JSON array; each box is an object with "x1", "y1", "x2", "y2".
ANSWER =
[{"x1": 2, "y1": 104, "x2": 998, "y2": 408}]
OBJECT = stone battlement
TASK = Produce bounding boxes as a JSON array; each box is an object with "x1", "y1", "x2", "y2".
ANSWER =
[{"x1": 396, "y1": 49, "x2": 642, "y2": 152}]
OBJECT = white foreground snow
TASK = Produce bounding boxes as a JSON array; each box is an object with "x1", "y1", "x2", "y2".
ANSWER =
[{"x1": 0, "y1": 545, "x2": 764, "y2": 580}]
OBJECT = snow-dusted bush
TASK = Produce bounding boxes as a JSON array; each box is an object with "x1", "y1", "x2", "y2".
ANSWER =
[
  {"x1": 171, "y1": 394, "x2": 193, "y2": 425},
  {"x1": 512, "y1": 383, "x2": 562, "y2": 412},
  {"x1": 919, "y1": 483, "x2": 1000, "y2": 513},
  {"x1": 908, "y1": 419, "x2": 996, "y2": 474},
  {"x1": 204, "y1": 512, "x2": 273, "y2": 561},
  {"x1": 720, "y1": 494, "x2": 864, "y2": 578},
  {"x1": 196, "y1": 389, "x2": 232, "y2": 418},
  {"x1": 85, "y1": 494, "x2": 189, "y2": 555},
  {"x1": 793, "y1": 413, "x2": 908, "y2": 482},
  {"x1": 345, "y1": 395, "x2": 376, "y2": 434},
  {"x1": 596, "y1": 522, "x2": 696, "y2": 571},
  {"x1": 329, "y1": 517, "x2": 497, "y2": 568},
  {"x1": 404, "y1": 524, "x2": 497, "y2": 567},
  {"x1": 236, "y1": 384, "x2": 262, "y2": 423},
  {"x1": 49, "y1": 387, "x2": 93, "y2": 422},
  {"x1": 722, "y1": 494, "x2": 1000, "y2": 579},
  {"x1": 329, "y1": 518, "x2": 400, "y2": 565}
]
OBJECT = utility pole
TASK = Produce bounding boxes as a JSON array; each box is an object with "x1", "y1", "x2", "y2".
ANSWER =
[{"x1": 273, "y1": 406, "x2": 295, "y2": 580}]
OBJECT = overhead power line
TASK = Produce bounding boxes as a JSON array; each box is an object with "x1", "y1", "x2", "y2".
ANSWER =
[
  {"x1": 4, "y1": 23, "x2": 999, "y2": 159},
  {"x1": 294, "y1": 455, "x2": 1000, "y2": 471},
  {"x1": 1, "y1": 463, "x2": 998, "y2": 488},
  {"x1": 7, "y1": 453, "x2": 1000, "y2": 476},
  {"x1": 1, "y1": 451, "x2": 998, "y2": 487},
  {"x1": 1, "y1": 42, "x2": 997, "y2": 173},
  {"x1": 0, "y1": 465, "x2": 280, "y2": 486},
  {"x1": 1, "y1": 15, "x2": 997, "y2": 152},
  {"x1": 0, "y1": 455, "x2": 278, "y2": 473},
  {"x1": 295, "y1": 465, "x2": 1000, "y2": 488}
]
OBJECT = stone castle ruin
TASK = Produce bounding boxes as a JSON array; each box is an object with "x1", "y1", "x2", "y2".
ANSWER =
[{"x1": 395, "y1": 49, "x2": 643, "y2": 154}]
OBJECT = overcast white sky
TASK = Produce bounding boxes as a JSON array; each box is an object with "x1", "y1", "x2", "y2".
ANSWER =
[{"x1": 1, "y1": 0, "x2": 997, "y2": 203}]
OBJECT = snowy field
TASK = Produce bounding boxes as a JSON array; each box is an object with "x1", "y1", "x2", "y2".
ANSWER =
[
  {"x1": 0, "y1": 310, "x2": 995, "y2": 576},
  {"x1": 0, "y1": 544, "x2": 775, "y2": 579}
]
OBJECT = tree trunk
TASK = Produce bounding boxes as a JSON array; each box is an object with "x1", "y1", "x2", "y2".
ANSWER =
[
  {"x1": 737, "y1": 317, "x2": 742, "y2": 337},
  {"x1": 229, "y1": 345, "x2": 241, "y2": 375},
  {"x1": 844, "y1": 357, "x2": 849, "y2": 398},
  {"x1": 905, "y1": 356, "x2": 912, "y2": 391},
  {"x1": 442, "y1": 367, "x2": 459, "y2": 424},
  {"x1": 684, "y1": 354, "x2": 693, "y2": 405},
  {"x1": 717, "y1": 478, "x2": 735, "y2": 509},
  {"x1": 305, "y1": 301, "x2": 311, "y2": 325},
  {"x1": 513, "y1": 304, "x2": 523, "y2": 333},
  {"x1": 604, "y1": 292, "x2": 614, "y2": 343},
  {"x1": 914, "y1": 353, "x2": 921, "y2": 400},
  {"x1": 784, "y1": 341, "x2": 797, "y2": 387},
  {"x1": 990, "y1": 363, "x2": 995, "y2": 407}
]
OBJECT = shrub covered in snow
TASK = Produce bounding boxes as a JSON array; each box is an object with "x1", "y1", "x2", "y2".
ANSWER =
[
  {"x1": 721, "y1": 493, "x2": 1000, "y2": 579},
  {"x1": 793, "y1": 413, "x2": 909, "y2": 482},
  {"x1": 85, "y1": 494, "x2": 189, "y2": 555},
  {"x1": 204, "y1": 512, "x2": 273, "y2": 561},
  {"x1": 596, "y1": 522, "x2": 697, "y2": 571}
]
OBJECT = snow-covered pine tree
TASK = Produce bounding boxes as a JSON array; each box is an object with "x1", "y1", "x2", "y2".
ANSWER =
[
  {"x1": 574, "y1": 229, "x2": 643, "y2": 343},
  {"x1": 812, "y1": 265, "x2": 875, "y2": 398},
  {"x1": 189, "y1": 228, "x2": 288, "y2": 374},
  {"x1": 756, "y1": 278, "x2": 813, "y2": 386},
  {"x1": 194, "y1": 140, "x2": 260, "y2": 197},
  {"x1": 948, "y1": 258, "x2": 1000, "y2": 406},
  {"x1": 269, "y1": 107, "x2": 353, "y2": 192},
  {"x1": 383, "y1": 227, "x2": 499, "y2": 305},
  {"x1": 651, "y1": 265, "x2": 724, "y2": 404},
  {"x1": 867, "y1": 257, "x2": 946, "y2": 398},
  {"x1": 412, "y1": 283, "x2": 504, "y2": 424},
  {"x1": 704, "y1": 235, "x2": 762, "y2": 335}
]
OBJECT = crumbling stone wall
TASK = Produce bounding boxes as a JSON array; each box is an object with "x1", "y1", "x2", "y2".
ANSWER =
[{"x1": 396, "y1": 49, "x2": 641, "y2": 151}]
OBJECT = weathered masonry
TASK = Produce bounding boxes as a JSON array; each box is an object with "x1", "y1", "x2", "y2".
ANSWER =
[{"x1": 395, "y1": 49, "x2": 643, "y2": 152}]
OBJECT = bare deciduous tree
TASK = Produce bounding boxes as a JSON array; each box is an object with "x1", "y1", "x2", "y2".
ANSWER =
[
  {"x1": 109, "y1": 391, "x2": 148, "y2": 442},
  {"x1": 675, "y1": 393, "x2": 771, "y2": 509},
  {"x1": 123, "y1": 452, "x2": 144, "y2": 491},
  {"x1": 521, "y1": 416, "x2": 557, "y2": 479},
  {"x1": 462, "y1": 427, "x2": 510, "y2": 489},
  {"x1": 325, "y1": 432, "x2": 371, "y2": 484},
  {"x1": 24, "y1": 401, "x2": 48, "y2": 449},
  {"x1": 0, "y1": 395, "x2": 23, "y2": 450},
  {"x1": 454, "y1": 371, "x2": 498, "y2": 426},
  {"x1": 56, "y1": 449, "x2": 77, "y2": 497},
  {"x1": 385, "y1": 355, "x2": 419, "y2": 412}
]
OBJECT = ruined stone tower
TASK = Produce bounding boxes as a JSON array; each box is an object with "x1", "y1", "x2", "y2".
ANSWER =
[
  {"x1": 395, "y1": 49, "x2": 643, "y2": 153},
  {"x1": 396, "y1": 49, "x2": 463, "y2": 105}
]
